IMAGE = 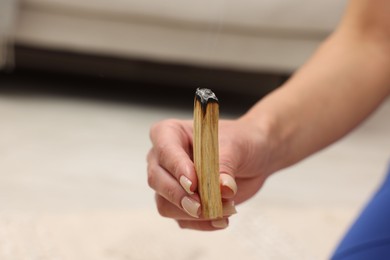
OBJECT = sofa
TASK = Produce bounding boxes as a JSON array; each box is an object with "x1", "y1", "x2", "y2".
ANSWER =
[{"x1": 1, "y1": 0, "x2": 347, "y2": 92}]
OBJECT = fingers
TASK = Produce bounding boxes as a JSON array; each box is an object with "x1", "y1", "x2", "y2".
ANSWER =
[
  {"x1": 155, "y1": 194, "x2": 237, "y2": 220},
  {"x1": 148, "y1": 154, "x2": 201, "y2": 218},
  {"x1": 155, "y1": 194, "x2": 200, "y2": 220},
  {"x1": 149, "y1": 156, "x2": 238, "y2": 220},
  {"x1": 149, "y1": 120, "x2": 197, "y2": 194},
  {"x1": 148, "y1": 119, "x2": 240, "y2": 231}
]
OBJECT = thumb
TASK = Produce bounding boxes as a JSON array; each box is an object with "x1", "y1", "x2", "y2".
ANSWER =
[
  {"x1": 220, "y1": 174, "x2": 237, "y2": 199},
  {"x1": 219, "y1": 151, "x2": 238, "y2": 199}
]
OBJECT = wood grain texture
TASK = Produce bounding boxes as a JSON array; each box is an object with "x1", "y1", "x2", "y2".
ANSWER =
[{"x1": 193, "y1": 88, "x2": 223, "y2": 219}]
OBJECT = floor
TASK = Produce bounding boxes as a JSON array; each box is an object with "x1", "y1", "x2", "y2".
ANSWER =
[{"x1": 0, "y1": 71, "x2": 389, "y2": 259}]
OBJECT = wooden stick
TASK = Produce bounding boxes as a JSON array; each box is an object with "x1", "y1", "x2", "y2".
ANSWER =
[{"x1": 193, "y1": 88, "x2": 223, "y2": 219}]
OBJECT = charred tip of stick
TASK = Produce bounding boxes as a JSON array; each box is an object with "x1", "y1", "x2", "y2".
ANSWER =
[
  {"x1": 195, "y1": 88, "x2": 219, "y2": 105},
  {"x1": 195, "y1": 88, "x2": 219, "y2": 114}
]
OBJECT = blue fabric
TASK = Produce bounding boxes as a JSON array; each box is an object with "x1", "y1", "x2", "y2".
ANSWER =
[{"x1": 332, "y1": 166, "x2": 390, "y2": 260}]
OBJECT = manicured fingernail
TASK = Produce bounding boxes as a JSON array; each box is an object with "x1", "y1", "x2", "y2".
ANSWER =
[
  {"x1": 180, "y1": 175, "x2": 194, "y2": 195},
  {"x1": 220, "y1": 174, "x2": 237, "y2": 197},
  {"x1": 223, "y1": 201, "x2": 237, "y2": 216},
  {"x1": 211, "y1": 219, "x2": 228, "y2": 229},
  {"x1": 181, "y1": 197, "x2": 200, "y2": 218}
]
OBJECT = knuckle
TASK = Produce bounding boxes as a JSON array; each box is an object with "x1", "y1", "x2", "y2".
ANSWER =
[
  {"x1": 156, "y1": 146, "x2": 184, "y2": 178},
  {"x1": 163, "y1": 119, "x2": 179, "y2": 127},
  {"x1": 147, "y1": 164, "x2": 157, "y2": 188},
  {"x1": 157, "y1": 146, "x2": 183, "y2": 177},
  {"x1": 150, "y1": 119, "x2": 178, "y2": 139},
  {"x1": 156, "y1": 143, "x2": 168, "y2": 161},
  {"x1": 170, "y1": 158, "x2": 181, "y2": 177},
  {"x1": 147, "y1": 173, "x2": 153, "y2": 189},
  {"x1": 166, "y1": 186, "x2": 177, "y2": 204},
  {"x1": 146, "y1": 149, "x2": 154, "y2": 163},
  {"x1": 156, "y1": 200, "x2": 168, "y2": 217},
  {"x1": 177, "y1": 221, "x2": 186, "y2": 229},
  {"x1": 219, "y1": 159, "x2": 236, "y2": 175},
  {"x1": 149, "y1": 121, "x2": 163, "y2": 140}
]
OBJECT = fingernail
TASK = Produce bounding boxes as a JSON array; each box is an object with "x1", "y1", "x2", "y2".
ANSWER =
[
  {"x1": 180, "y1": 175, "x2": 194, "y2": 195},
  {"x1": 181, "y1": 197, "x2": 200, "y2": 218},
  {"x1": 220, "y1": 174, "x2": 237, "y2": 197},
  {"x1": 211, "y1": 219, "x2": 228, "y2": 229},
  {"x1": 223, "y1": 201, "x2": 237, "y2": 216}
]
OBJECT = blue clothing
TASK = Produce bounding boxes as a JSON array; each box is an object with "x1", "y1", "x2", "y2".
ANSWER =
[{"x1": 332, "y1": 166, "x2": 390, "y2": 260}]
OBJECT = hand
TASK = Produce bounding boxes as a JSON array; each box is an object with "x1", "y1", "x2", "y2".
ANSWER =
[{"x1": 147, "y1": 118, "x2": 272, "y2": 231}]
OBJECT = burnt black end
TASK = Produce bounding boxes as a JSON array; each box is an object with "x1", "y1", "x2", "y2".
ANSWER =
[{"x1": 195, "y1": 88, "x2": 219, "y2": 109}]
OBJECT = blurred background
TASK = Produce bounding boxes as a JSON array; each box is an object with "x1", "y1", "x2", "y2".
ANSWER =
[{"x1": 1, "y1": 0, "x2": 389, "y2": 259}]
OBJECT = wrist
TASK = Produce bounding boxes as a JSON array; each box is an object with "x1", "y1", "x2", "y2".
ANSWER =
[{"x1": 239, "y1": 104, "x2": 295, "y2": 175}]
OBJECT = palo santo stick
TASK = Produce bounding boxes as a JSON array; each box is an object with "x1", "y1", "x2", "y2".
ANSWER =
[{"x1": 193, "y1": 88, "x2": 223, "y2": 219}]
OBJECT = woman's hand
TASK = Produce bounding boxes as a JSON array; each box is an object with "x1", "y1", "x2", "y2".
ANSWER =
[{"x1": 147, "y1": 118, "x2": 273, "y2": 231}]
